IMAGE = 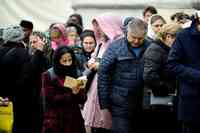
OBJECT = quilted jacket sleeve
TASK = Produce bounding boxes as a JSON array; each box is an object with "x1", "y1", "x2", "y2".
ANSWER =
[
  {"x1": 167, "y1": 35, "x2": 200, "y2": 84},
  {"x1": 143, "y1": 44, "x2": 173, "y2": 96},
  {"x1": 98, "y1": 42, "x2": 116, "y2": 109}
]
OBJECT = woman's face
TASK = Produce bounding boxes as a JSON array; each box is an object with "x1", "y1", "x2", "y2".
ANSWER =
[
  {"x1": 59, "y1": 53, "x2": 73, "y2": 66},
  {"x1": 144, "y1": 11, "x2": 153, "y2": 24},
  {"x1": 92, "y1": 20, "x2": 107, "y2": 42},
  {"x1": 93, "y1": 20, "x2": 103, "y2": 35},
  {"x1": 82, "y1": 36, "x2": 96, "y2": 53},
  {"x1": 70, "y1": 16, "x2": 80, "y2": 25},
  {"x1": 50, "y1": 28, "x2": 62, "y2": 41},
  {"x1": 67, "y1": 31, "x2": 78, "y2": 45},
  {"x1": 165, "y1": 34, "x2": 176, "y2": 47},
  {"x1": 151, "y1": 19, "x2": 165, "y2": 34}
]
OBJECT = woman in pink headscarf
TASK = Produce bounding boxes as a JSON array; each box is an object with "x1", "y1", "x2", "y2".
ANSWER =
[
  {"x1": 82, "y1": 13, "x2": 124, "y2": 133},
  {"x1": 50, "y1": 23, "x2": 69, "y2": 50}
]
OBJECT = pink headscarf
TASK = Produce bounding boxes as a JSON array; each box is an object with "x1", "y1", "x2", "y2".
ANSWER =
[
  {"x1": 88, "y1": 13, "x2": 124, "y2": 62},
  {"x1": 92, "y1": 12, "x2": 124, "y2": 43},
  {"x1": 50, "y1": 23, "x2": 69, "y2": 50}
]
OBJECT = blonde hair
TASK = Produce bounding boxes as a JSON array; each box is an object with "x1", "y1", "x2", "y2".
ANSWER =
[{"x1": 158, "y1": 23, "x2": 182, "y2": 40}]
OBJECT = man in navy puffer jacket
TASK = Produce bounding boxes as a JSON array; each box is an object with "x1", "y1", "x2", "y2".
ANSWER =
[{"x1": 98, "y1": 18, "x2": 150, "y2": 133}]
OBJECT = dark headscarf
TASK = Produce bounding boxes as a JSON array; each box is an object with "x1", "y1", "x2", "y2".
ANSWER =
[
  {"x1": 53, "y1": 45, "x2": 77, "y2": 78},
  {"x1": 66, "y1": 20, "x2": 83, "y2": 35},
  {"x1": 69, "y1": 13, "x2": 83, "y2": 28},
  {"x1": 80, "y1": 29, "x2": 96, "y2": 43},
  {"x1": 80, "y1": 29, "x2": 97, "y2": 56}
]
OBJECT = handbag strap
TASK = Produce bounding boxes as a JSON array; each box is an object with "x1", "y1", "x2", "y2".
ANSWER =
[{"x1": 94, "y1": 43, "x2": 102, "y2": 57}]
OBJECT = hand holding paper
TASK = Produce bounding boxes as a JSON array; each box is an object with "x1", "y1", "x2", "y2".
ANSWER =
[{"x1": 64, "y1": 76, "x2": 87, "y2": 94}]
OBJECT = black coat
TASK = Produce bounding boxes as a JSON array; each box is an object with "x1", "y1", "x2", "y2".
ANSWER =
[
  {"x1": 0, "y1": 42, "x2": 49, "y2": 133},
  {"x1": 167, "y1": 20, "x2": 200, "y2": 124},
  {"x1": 143, "y1": 40, "x2": 176, "y2": 96}
]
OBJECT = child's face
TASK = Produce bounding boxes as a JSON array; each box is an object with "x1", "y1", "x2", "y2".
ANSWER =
[{"x1": 59, "y1": 53, "x2": 73, "y2": 66}]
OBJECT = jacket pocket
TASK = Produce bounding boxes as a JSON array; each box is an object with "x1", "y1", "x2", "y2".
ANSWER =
[{"x1": 111, "y1": 91, "x2": 128, "y2": 107}]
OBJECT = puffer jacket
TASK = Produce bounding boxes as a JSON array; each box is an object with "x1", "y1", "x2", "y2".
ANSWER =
[
  {"x1": 98, "y1": 37, "x2": 149, "y2": 117},
  {"x1": 143, "y1": 40, "x2": 176, "y2": 96},
  {"x1": 143, "y1": 40, "x2": 177, "y2": 109}
]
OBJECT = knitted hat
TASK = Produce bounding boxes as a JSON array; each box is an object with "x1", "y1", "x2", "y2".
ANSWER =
[
  {"x1": 2, "y1": 25, "x2": 25, "y2": 43},
  {"x1": 20, "y1": 20, "x2": 33, "y2": 30}
]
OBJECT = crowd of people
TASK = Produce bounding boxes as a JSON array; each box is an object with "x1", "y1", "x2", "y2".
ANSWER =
[{"x1": 0, "y1": 4, "x2": 200, "y2": 133}]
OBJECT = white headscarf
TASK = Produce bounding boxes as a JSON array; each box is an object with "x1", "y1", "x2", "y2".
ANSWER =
[{"x1": 147, "y1": 15, "x2": 157, "y2": 40}]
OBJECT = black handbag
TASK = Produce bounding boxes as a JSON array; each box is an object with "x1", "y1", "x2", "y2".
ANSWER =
[{"x1": 143, "y1": 88, "x2": 176, "y2": 111}]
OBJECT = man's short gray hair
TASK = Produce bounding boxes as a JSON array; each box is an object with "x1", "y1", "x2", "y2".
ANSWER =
[{"x1": 127, "y1": 18, "x2": 147, "y2": 37}]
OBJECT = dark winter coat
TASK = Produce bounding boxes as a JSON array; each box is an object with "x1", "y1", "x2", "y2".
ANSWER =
[
  {"x1": 98, "y1": 37, "x2": 149, "y2": 117},
  {"x1": 143, "y1": 40, "x2": 176, "y2": 96},
  {"x1": 167, "y1": 20, "x2": 200, "y2": 124},
  {"x1": 23, "y1": 50, "x2": 49, "y2": 133},
  {"x1": 41, "y1": 70, "x2": 86, "y2": 133},
  {"x1": 0, "y1": 41, "x2": 49, "y2": 133},
  {"x1": 72, "y1": 44, "x2": 92, "y2": 74}
]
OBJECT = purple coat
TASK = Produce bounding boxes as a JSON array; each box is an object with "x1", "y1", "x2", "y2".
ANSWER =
[{"x1": 41, "y1": 71, "x2": 86, "y2": 133}]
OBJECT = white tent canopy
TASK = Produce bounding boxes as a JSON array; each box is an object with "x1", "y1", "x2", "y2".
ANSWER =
[
  {"x1": 0, "y1": 0, "x2": 197, "y2": 31},
  {"x1": 0, "y1": 0, "x2": 73, "y2": 31}
]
